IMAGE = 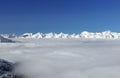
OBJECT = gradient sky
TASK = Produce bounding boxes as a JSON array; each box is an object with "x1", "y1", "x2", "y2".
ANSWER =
[{"x1": 0, "y1": 0, "x2": 120, "y2": 34}]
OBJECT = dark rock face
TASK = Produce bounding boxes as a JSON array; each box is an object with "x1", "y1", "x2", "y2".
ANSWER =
[
  {"x1": 0, "y1": 59, "x2": 14, "y2": 71},
  {"x1": 0, "y1": 59, "x2": 14, "y2": 78},
  {"x1": 0, "y1": 59, "x2": 23, "y2": 78}
]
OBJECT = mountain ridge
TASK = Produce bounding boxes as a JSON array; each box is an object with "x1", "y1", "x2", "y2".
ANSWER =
[{"x1": 1, "y1": 30, "x2": 120, "y2": 39}]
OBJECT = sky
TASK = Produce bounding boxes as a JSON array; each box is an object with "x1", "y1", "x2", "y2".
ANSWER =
[{"x1": 0, "y1": 0, "x2": 120, "y2": 34}]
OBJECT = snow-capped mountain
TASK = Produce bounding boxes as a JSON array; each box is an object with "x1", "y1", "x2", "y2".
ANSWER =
[
  {"x1": 0, "y1": 35, "x2": 14, "y2": 42},
  {"x1": 80, "y1": 31, "x2": 120, "y2": 39},
  {"x1": 1, "y1": 30, "x2": 120, "y2": 39},
  {"x1": 19, "y1": 30, "x2": 120, "y2": 39},
  {"x1": 1, "y1": 34, "x2": 17, "y2": 38}
]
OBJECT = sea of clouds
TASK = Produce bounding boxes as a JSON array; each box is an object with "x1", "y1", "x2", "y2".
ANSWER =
[{"x1": 0, "y1": 38, "x2": 120, "y2": 78}]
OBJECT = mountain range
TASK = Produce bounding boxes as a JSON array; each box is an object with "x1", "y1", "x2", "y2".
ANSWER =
[{"x1": 1, "y1": 30, "x2": 120, "y2": 39}]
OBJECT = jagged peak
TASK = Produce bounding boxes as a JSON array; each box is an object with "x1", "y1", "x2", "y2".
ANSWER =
[{"x1": 1, "y1": 30, "x2": 120, "y2": 39}]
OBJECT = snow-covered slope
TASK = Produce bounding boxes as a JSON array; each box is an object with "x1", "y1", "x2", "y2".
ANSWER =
[
  {"x1": 2, "y1": 30, "x2": 120, "y2": 39},
  {"x1": 1, "y1": 34, "x2": 17, "y2": 38},
  {"x1": 0, "y1": 35, "x2": 14, "y2": 43}
]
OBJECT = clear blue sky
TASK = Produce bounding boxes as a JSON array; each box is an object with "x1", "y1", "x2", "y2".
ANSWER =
[{"x1": 0, "y1": 0, "x2": 120, "y2": 34}]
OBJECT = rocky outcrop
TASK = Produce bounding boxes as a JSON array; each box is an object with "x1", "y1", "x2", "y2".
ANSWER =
[{"x1": 0, "y1": 59, "x2": 23, "y2": 78}]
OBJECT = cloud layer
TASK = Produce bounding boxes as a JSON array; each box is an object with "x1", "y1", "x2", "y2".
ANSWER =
[{"x1": 0, "y1": 39, "x2": 120, "y2": 78}]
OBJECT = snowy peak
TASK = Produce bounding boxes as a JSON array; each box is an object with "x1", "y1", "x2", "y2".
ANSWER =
[
  {"x1": 1, "y1": 30, "x2": 120, "y2": 39},
  {"x1": 81, "y1": 30, "x2": 120, "y2": 39},
  {"x1": 20, "y1": 30, "x2": 119, "y2": 39},
  {"x1": 20, "y1": 32, "x2": 80, "y2": 39}
]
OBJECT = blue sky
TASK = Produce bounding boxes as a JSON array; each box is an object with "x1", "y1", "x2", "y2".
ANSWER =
[{"x1": 0, "y1": 0, "x2": 120, "y2": 34}]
